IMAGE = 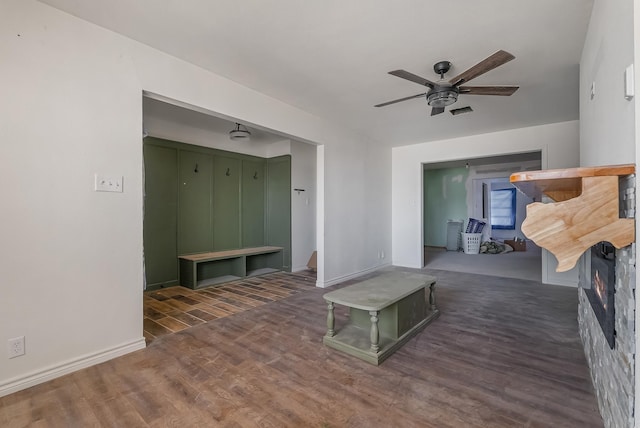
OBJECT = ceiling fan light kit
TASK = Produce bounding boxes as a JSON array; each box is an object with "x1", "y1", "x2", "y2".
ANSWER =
[
  {"x1": 427, "y1": 87, "x2": 458, "y2": 108},
  {"x1": 375, "y1": 50, "x2": 519, "y2": 116},
  {"x1": 229, "y1": 123, "x2": 251, "y2": 141}
]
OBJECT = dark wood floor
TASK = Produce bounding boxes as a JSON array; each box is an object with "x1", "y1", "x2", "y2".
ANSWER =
[
  {"x1": 143, "y1": 271, "x2": 317, "y2": 343},
  {"x1": 1, "y1": 268, "x2": 603, "y2": 427}
]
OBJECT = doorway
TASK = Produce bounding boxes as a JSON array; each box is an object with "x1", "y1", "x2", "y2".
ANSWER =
[
  {"x1": 422, "y1": 152, "x2": 542, "y2": 281},
  {"x1": 141, "y1": 95, "x2": 318, "y2": 340}
]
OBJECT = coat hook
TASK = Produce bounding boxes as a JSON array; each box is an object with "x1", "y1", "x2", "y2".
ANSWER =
[
  {"x1": 194, "y1": 163, "x2": 198, "y2": 173},
  {"x1": 253, "y1": 171, "x2": 258, "y2": 180},
  {"x1": 225, "y1": 168, "x2": 230, "y2": 176}
]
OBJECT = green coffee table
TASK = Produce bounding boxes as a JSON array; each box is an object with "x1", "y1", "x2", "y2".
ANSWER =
[{"x1": 323, "y1": 271, "x2": 439, "y2": 365}]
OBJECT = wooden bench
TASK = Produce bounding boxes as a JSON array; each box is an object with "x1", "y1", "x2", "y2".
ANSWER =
[
  {"x1": 179, "y1": 246, "x2": 284, "y2": 289},
  {"x1": 323, "y1": 271, "x2": 439, "y2": 365}
]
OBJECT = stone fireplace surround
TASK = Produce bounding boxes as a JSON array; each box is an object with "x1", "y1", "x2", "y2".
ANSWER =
[{"x1": 578, "y1": 175, "x2": 635, "y2": 428}]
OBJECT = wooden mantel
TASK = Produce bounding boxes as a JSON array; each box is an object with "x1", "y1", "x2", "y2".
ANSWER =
[{"x1": 510, "y1": 164, "x2": 635, "y2": 272}]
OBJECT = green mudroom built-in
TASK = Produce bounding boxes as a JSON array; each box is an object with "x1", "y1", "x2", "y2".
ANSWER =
[{"x1": 143, "y1": 137, "x2": 291, "y2": 290}]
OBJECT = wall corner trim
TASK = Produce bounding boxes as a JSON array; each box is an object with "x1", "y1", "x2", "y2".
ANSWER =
[{"x1": 317, "y1": 263, "x2": 392, "y2": 288}]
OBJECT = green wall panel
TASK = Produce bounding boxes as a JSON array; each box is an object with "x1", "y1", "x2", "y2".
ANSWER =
[
  {"x1": 179, "y1": 150, "x2": 213, "y2": 254},
  {"x1": 143, "y1": 144, "x2": 178, "y2": 287},
  {"x1": 212, "y1": 156, "x2": 241, "y2": 250},
  {"x1": 423, "y1": 167, "x2": 469, "y2": 247},
  {"x1": 143, "y1": 137, "x2": 292, "y2": 287},
  {"x1": 266, "y1": 156, "x2": 292, "y2": 270},
  {"x1": 242, "y1": 160, "x2": 266, "y2": 247}
]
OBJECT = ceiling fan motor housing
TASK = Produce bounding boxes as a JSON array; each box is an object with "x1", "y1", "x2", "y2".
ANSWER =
[{"x1": 433, "y1": 61, "x2": 452, "y2": 77}]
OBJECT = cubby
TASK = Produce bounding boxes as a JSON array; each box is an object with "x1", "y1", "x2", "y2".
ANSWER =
[
  {"x1": 143, "y1": 137, "x2": 292, "y2": 290},
  {"x1": 179, "y1": 246, "x2": 284, "y2": 289}
]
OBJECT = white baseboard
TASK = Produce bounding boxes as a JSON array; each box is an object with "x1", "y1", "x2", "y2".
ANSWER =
[
  {"x1": 318, "y1": 262, "x2": 392, "y2": 288},
  {"x1": 0, "y1": 337, "x2": 146, "y2": 398}
]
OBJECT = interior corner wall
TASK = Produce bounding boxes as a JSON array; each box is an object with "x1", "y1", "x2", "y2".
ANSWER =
[
  {"x1": 0, "y1": 0, "x2": 391, "y2": 395},
  {"x1": 579, "y1": 0, "x2": 635, "y2": 167},
  {"x1": 320, "y1": 139, "x2": 392, "y2": 287},
  {"x1": 392, "y1": 121, "x2": 579, "y2": 270},
  {"x1": 579, "y1": 0, "x2": 637, "y2": 426},
  {"x1": 423, "y1": 167, "x2": 469, "y2": 247},
  {"x1": 635, "y1": 1, "x2": 640, "y2": 426},
  {"x1": 290, "y1": 140, "x2": 317, "y2": 272},
  {"x1": 265, "y1": 139, "x2": 293, "y2": 158}
]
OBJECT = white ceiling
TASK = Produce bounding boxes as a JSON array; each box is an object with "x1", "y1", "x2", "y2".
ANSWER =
[
  {"x1": 39, "y1": 0, "x2": 594, "y2": 147},
  {"x1": 143, "y1": 96, "x2": 287, "y2": 146}
]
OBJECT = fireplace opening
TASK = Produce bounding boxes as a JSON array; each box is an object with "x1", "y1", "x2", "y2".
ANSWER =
[{"x1": 586, "y1": 241, "x2": 616, "y2": 349}]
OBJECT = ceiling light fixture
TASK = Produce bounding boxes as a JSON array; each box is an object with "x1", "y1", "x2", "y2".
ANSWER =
[
  {"x1": 427, "y1": 85, "x2": 459, "y2": 108},
  {"x1": 229, "y1": 123, "x2": 251, "y2": 141}
]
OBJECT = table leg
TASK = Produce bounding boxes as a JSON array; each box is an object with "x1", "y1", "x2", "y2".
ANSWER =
[
  {"x1": 429, "y1": 282, "x2": 437, "y2": 311},
  {"x1": 369, "y1": 310, "x2": 379, "y2": 353},
  {"x1": 326, "y1": 302, "x2": 335, "y2": 337}
]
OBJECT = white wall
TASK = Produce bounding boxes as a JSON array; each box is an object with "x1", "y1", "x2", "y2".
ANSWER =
[
  {"x1": 579, "y1": 0, "x2": 638, "y2": 425},
  {"x1": 0, "y1": 0, "x2": 391, "y2": 395},
  {"x1": 265, "y1": 139, "x2": 293, "y2": 158},
  {"x1": 290, "y1": 140, "x2": 317, "y2": 271},
  {"x1": 580, "y1": 0, "x2": 635, "y2": 166},
  {"x1": 635, "y1": 4, "x2": 640, "y2": 427},
  {"x1": 320, "y1": 139, "x2": 392, "y2": 286},
  {"x1": 392, "y1": 120, "x2": 580, "y2": 271}
]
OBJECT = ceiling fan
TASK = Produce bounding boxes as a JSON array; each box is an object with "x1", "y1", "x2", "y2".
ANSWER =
[{"x1": 375, "y1": 50, "x2": 519, "y2": 116}]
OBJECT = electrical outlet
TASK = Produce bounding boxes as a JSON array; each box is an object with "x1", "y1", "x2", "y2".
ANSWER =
[
  {"x1": 8, "y1": 336, "x2": 25, "y2": 359},
  {"x1": 94, "y1": 174, "x2": 124, "y2": 193}
]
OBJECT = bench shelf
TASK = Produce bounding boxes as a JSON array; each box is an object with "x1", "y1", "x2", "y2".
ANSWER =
[{"x1": 179, "y1": 246, "x2": 284, "y2": 289}]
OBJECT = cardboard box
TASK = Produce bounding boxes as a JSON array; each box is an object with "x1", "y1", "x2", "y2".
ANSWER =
[
  {"x1": 505, "y1": 239, "x2": 526, "y2": 252},
  {"x1": 307, "y1": 251, "x2": 317, "y2": 271}
]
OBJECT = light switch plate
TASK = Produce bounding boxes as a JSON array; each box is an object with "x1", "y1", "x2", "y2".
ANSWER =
[
  {"x1": 625, "y1": 64, "x2": 634, "y2": 100},
  {"x1": 95, "y1": 174, "x2": 124, "y2": 192}
]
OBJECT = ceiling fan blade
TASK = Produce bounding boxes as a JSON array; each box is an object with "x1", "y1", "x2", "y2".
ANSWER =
[
  {"x1": 374, "y1": 93, "x2": 426, "y2": 107},
  {"x1": 449, "y1": 50, "x2": 515, "y2": 86},
  {"x1": 389, "y1": 70, "x2": 437, "y2": 88},
  {"x1": 458, "y1": 86, "x2": 519, "y2": 96},
  {"x1": 431, "y1": 107, "x2": 445, "y2": 116}
]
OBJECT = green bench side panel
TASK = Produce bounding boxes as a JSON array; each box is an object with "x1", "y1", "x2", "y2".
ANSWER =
[
  {"x1": 266, "y1": 156, "x2": 292, "y2": 271},
  {"x1": 143, "y1": 144, "x2": 179, "y2": 288}
]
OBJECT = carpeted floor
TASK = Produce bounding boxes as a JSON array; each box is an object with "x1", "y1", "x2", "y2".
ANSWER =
[{"x1": 424, "y1": 243, "x2": 541, "y2": 282}]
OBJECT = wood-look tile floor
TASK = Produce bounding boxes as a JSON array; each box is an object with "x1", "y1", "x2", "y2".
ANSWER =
[
  {"x1": 144, "y1": 271, "x2": 317, "y2": 343},
  {"x1": 1, "y1": 268, "x2": 604, "y2": 427}
]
